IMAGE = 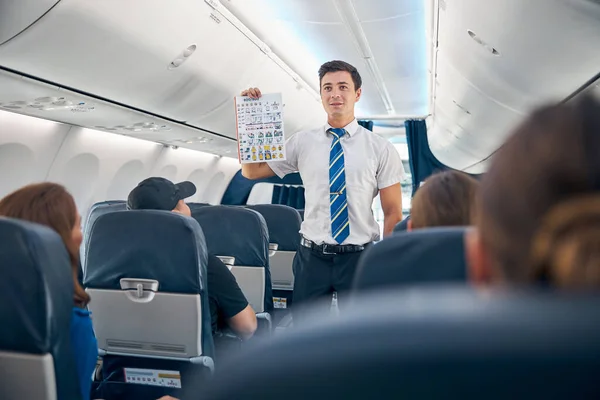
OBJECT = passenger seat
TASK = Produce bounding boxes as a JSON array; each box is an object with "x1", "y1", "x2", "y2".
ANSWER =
[
  {"x1": 246, "y1": 204, "x2": 301, "y2": 316},
  {"x1": 80, "y1": 200, "x2": 126, "y2": 271},
  {"x1": 199, "y1": 286, "x2": 600, "y2": 399},
  {"x1": 84, "y1": 210, "x2": 214, "y2": 399},
  {"x1": 352, "y1": 227, "x2": 467, "y2": 293},
  {"x1": 0, "y1": 217, "x2": 83, "y2": 400},
  {"x1": 191, "y1": 205, "x2": 273, "y2": 333}
]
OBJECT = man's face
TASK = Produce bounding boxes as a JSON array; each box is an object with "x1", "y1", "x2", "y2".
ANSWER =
[
  {"x1": 172, "y1": 199, "x2": 191, "y2": 217},
  {"x1": 320, "y1": 70, "x2": 361, "y2": 119}
]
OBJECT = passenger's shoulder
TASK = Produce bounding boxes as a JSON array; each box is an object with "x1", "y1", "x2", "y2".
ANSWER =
[
  {"x1": 208, "y1": 254, "x2": 226, "y2": 269},
  {"x1": 207, "y1": 254, "x2": 236, "y2": 279}
]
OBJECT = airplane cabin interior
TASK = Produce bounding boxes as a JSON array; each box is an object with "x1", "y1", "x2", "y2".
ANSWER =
[{"x1": 1, "y1": 0, "x2": 599, "y2": 399}]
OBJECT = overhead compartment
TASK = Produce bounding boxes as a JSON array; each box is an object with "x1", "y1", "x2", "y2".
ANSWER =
[
  {"x1": 0, "y1": 0, "x2": 324, "y2": 139},
  {"x1": 429, "y1": 0, "x2": 600, "y2": 171},
  {"x1": 0, "y1": 0, "x2": 59, "y2": 45}
]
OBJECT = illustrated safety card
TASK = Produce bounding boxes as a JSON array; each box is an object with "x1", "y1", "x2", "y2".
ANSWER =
[{"x1": 235, "y1": 93, "x2": 285, "y2": 164}]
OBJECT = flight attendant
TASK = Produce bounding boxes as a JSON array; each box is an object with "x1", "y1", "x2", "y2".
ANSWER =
[{"x1": 241, "y1": 60, "x2": 405, "y2": 318}]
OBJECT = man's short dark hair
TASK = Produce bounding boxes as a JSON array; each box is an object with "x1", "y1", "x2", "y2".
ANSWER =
[{"x1": 318, "y1": 60, "x2": 362, "y2": 91}]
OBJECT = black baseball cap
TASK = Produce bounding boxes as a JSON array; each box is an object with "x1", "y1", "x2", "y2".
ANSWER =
[{"x1": 127, "y1": 177, "x2": 196, "y2": 211}]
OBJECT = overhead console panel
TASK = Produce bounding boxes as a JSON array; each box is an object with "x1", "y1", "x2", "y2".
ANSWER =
[
  {"x1": 0, "y1": 69, "x2": 237, "y2": 156},
  {"x1": 0, "y1": 0, "x2": 324, "y2": 144}
]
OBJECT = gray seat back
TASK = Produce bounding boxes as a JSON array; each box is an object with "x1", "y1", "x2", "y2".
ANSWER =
[
  {"x1": 84, "y1": 210, "x2": 214, "y2": 365},
  {"x1": 246, "y1": 204, "x2": 301, "y2": 291}
]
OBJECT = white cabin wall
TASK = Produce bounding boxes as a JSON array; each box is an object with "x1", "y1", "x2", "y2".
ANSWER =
[
  {"x1": 0, "y1": 110, "x2": 240, "y2": 218},
  {"x1": 150, "y1": 146, "x2": 240, "y2": 205},
  {"x1": 0, "y1": 111, "x2": 70, "y2": 192}
]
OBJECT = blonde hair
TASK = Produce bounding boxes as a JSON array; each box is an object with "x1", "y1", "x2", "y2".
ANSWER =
[{"x1": 411, "y1": 170, "x2": 479, "y2": 229}]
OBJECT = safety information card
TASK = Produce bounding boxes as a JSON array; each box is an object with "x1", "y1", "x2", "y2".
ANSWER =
[{"x1": 235, "y1": 92, "x2": 285, "y2": 164}]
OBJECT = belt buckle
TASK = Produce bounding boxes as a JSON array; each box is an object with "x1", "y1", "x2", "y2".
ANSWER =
[{"x1": 321, "y1": 244, "x2": 336, "y2": 255}]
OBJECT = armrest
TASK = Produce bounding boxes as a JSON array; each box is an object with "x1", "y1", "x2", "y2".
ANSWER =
[
  {"x1": 268, "y1": 243, "x2": 279, "y2": 257},
  {"x1": 255, "y1": 312, "x2": 272, "y2": 336},
  {"x1": 216, "y1": 255, "x2": 235, "y2": 270}
]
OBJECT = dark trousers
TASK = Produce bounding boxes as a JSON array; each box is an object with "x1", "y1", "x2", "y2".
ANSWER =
[{"x1": 292, "y1": 245, "x2": 366, "y2": 323}]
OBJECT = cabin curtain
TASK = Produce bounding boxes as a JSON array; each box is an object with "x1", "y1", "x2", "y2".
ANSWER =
[
  {"x1": 270, "y1": 185, "x2": 306, "y2": 209},
  {"x1": 221, "y1": 171, "x2": 303, "y2": 205},
  {"x1": 358, "y1": 120, "x2": 374, "y2": 131},
  {"x1": 405, "y1": 119, "x2": 483, "y2": 196},
  {"x1": 405, "y1": 119, "x2": 443, "y2": 195}
]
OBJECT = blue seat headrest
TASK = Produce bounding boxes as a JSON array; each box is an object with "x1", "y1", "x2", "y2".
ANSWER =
[
  {"x1": 198, "y1": 287, "x2": 600, "y2": 399},
  {"x1": 393, "y1": 216, "x2": 410, "y2": 232},
  {"x1": 84, "y1": 210, "x2": 208, "y2": 294},
  {"x1": 0, "y1": 217, "x2": 82, "y2": 400},
  {"x1": 191, "y1": 205, "x2": 269, "y2": 267},
  {"x1": 246, "y1": 204, "x2": 301, "y2": 251},
  {"x1": 353, "y1": 227, "x2": 467, "y2": 292},
  {"x1": 188, "y1": 202, "x2": 211, "y2": 212}
]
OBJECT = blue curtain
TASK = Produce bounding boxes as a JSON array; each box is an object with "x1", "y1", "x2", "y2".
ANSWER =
[
  {"x1": 405, "y1": 119, "x2": 482, "y2": 196},
  {"x1": 268, "y1": 185, "x2": 306, "y2": 210},
  {"x1": 358, "y1": 120, "x2": 374, "y2": 131},
  {"x1": 221, "y1": 171, "x2": 303, "y2": 205}
]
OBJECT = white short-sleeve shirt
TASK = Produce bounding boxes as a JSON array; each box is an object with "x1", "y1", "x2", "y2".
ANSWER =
[{"x1": 268, "y1": 119, "x2": 405, "y2": 245}]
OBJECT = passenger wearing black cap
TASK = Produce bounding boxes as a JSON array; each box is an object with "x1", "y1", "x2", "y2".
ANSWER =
[
  {"x1": 128, "y1": 177, "x2": 257, "y2": 341},
  {"x1": 127, "y1": 177, "x2": 196, "y2": 217}
]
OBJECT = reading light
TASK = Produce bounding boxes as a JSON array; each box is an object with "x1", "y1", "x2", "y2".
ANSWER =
[{"x1": 168, "y1": 44, "x2": 198, "y2": 70}]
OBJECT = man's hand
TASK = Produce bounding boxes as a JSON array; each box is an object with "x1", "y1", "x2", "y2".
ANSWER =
[
  {"x1": 238, "y1": 86, "x2": 276, "y2": 180},
  {"x1": 241, "y1": 87, "x2": 262, "y2": 99}
]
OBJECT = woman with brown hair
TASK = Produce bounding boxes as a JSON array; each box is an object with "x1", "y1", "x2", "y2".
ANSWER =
[
  {"x1": 467, "y1": 94, "x2": 600, "y2": 288},
  {"x1": 0, "y1": 183, "x2": 97, "y2": 400},
  {"x1": 409, "y1": 170, "x2": 479, "y2": 230}
]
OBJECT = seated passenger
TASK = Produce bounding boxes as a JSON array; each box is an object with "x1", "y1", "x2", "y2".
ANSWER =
[
  {"x1": 127, "y1": 177, "x2": 257, "y2": 340},
  {"x1": 409, "y1": 170, "x2": 479, "y2": 230},
  {"x1": 0, "y1": 183, "x2": 97, "y2": 400},
  {"x1": 467, "y1": 95, "x2": 600, "y2": 288}
]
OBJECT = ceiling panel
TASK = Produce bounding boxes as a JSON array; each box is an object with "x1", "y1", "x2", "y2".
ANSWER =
[{"x1": 223, "y1": 0, "x2": 429, "y2": 118}]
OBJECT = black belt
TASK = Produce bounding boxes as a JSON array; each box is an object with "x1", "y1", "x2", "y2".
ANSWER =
[{"x1": 300, "y1": 237, "x2": 368, "y2": 255}]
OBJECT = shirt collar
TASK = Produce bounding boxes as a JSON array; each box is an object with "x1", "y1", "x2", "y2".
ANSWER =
[{"x1": 325, "y1": 118, "x2": 359, "y2": 138}]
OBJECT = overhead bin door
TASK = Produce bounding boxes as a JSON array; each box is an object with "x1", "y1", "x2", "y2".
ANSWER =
[
  {"x1": 0, "y1": 0, "x2": 323, "y2": 139},
  {"x1": 0, "y1": 0, "x2": 59, "y2": 45}
]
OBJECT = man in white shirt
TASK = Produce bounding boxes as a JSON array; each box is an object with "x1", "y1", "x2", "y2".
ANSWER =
[{"x1": 240, "y1": 60, "x2": 405, "y2": 316}]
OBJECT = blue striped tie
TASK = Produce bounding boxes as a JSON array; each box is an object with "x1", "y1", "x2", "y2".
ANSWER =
[{"x1": 328, "y1": 128, "x2": 350, "y2": 244}]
